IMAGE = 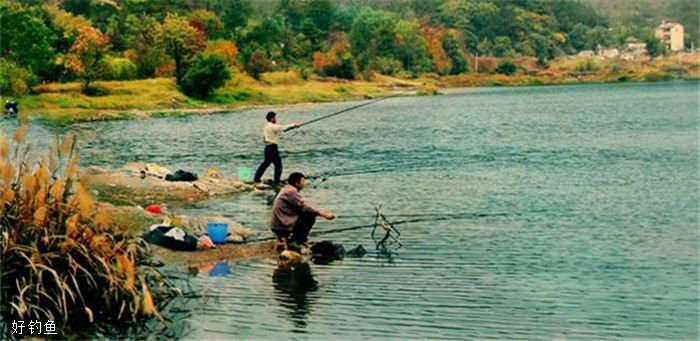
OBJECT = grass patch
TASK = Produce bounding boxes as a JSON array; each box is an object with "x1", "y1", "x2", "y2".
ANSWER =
[{"x1": 260, "y1": 70, "x2": 303, "y2": 85}]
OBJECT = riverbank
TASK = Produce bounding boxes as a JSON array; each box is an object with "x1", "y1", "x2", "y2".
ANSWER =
[
  {"x1": 17, "y1": 54, "x2": 699, "y2": 124},
  {"x1": 82, "y1": 164, "x2": 279, "y2": 265}
]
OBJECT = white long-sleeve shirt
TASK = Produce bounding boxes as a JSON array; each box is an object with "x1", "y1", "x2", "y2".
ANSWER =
[{"x1": 263, "y1": 122, "x2": 295, "y2": 145}]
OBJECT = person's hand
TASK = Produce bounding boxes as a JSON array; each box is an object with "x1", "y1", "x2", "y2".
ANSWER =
[{"x1": 319, "y1": 211, "x2": 336, "y2": 220}]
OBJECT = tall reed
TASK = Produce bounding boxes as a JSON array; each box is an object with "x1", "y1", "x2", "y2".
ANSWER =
[{"x1": 0, "y1": 125, "x2": 178, "y2": 337}]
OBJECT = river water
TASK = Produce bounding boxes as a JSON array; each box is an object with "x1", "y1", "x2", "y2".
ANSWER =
[{"x1": 2, "y1": 81, "x2": 698, "y2": 339}]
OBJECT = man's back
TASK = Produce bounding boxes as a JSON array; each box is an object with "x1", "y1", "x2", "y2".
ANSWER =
[{"x1": 271, "y1": 184, "x2": 318, "y2": 231}]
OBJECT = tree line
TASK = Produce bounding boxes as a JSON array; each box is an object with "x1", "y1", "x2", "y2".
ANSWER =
[{"x1": 0, "y1": 0, "x2": 673, "y2": 98}]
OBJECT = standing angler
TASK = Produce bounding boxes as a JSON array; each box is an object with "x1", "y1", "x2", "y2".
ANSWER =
[{"x1": 253, "y1": 111, "x2": 299, "y2": 185}]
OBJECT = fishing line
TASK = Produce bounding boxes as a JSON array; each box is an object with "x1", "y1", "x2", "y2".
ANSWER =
[{"x1": 306, "y1": 158, "x2": 463, "y2": 182}]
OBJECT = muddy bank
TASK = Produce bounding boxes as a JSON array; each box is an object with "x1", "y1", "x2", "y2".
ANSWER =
[
  {"x1": 150, "y1": 241, "x2": 277, "y2": 267},
  {"x1": 82, "y1": 164, "x2": 254, "y2": 207}
]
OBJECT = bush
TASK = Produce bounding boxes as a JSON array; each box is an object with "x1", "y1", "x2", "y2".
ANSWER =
[
  {"x1": 575, "y1": 59, "x2": 599, "y2": 72},
  {"x1": 495, "y1": 60, "x2": 517, "y2": 75},
  {"x1": 322, "y1": 53, "x2": 356, "y2": 80},
  {"x1": 105, "y1": 57, "x2": 138, "y2": 81},
  {"x1": 180, "y1": 53, "x2": 231, "y2": 99},
  {"x1": 0, "y1": 59, "x2": 38, "y2": 96},
  {"x1": 0, "y1": 127, "x2": 176, "y2": 337},
  {"x1": 370, "y1": 56, "x2": 403, "y2": 76},
  {"x1": 475, "y1": 56, "x2": 497, "y2": 73},
  {"x1": 297, "y1": 65, "x2": 312, "y2": 80},
  {"x1": 245, "y1": 50, "x2": 272, "y2": 80},
  {"x1": 609, "y1": 63, "x2": 621, "y2": 73}
]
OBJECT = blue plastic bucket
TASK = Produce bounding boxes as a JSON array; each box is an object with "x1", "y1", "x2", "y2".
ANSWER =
[
  {"x1": 206, "y1": 222, "x2": 229, "y2": 244},
  {"x1": 237, "y1": 167, "x2": 252, "y2": 182}
]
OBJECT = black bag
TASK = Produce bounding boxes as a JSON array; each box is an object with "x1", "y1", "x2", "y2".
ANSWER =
[
  {"x1": 165, "y1": 169, "x2": 198, "y2": 182},
  {"x1": 310, "y1": 240, "x2": 346, "y2": 259},
  {"x1": 142, "y1": 226, "x2": 198, "y2": 251}
]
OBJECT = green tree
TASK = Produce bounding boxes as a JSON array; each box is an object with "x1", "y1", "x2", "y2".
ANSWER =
[
  {"x1": 393, "y1": 19, "x2": 431, "y2": 76},
  {"x1": 551, "y1": 0, "x2": 607, "y2": 33},
  {"x1": 124, "y1": 14, "x2": 168, "y2": 78},
  {"x1": 411, "y1": 0, "x2": 447, "y2": 23},
  {"x1": 222, "y1": 0, "x2": 252, "y2": 41},
  {"x1": 644, "y1": 35, "x2": 665, "y2": 58},
  {"x1": 495, "y1": 59, "x2": 516, "y2": 75},
  {"x1": 350, "y1": 8, "x2": 396, "y2": 70},
  {"x1": 442, "y1": 33, "x2": 469, "y2": 74},
  {"x1": 306, "y1": 0, "x2": 335, "y2": 31},
  {"x1": 531, "y1": 33, "x2": 555, "y2": 66},
  {"x1": 0, "y1": 3, "x2": 56, "y2": 79},
  {"x1": 180, "y1": 53, "x2": 231, "y2": 99},
  {"x1": 0, "y1": 59, "x2": 38, "y2": 96},
  {"x1": 159, "y1": 13, "x2": 206, "y2": 83},
  {"x1": 584, "y1": 26, "x2": 613, "y2": 50},
  {"x1": 567, "y1": 23, "x2": 590, "y2": 51},
  {"x1": 491, "y1": 36, "x2": 514, "y2": 57},
  {"x1": 189, "y1": 9, "x2": 224, "y2": 40}
]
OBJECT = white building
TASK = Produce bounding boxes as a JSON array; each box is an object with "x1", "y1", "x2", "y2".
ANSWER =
[
  {"x1": 655, "y1": 21, "x2": 684, "y2": 52},
  {"x1": 621, "y1": 37, "x2": 647, "y2": 60}
]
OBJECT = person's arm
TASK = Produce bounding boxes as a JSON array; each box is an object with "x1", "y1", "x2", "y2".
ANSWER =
[
  {"x1": 317, "y1": 210, "x2": 336, "y2": 220},
  {"x1": 273, "y1": 123, "x2": 298, "y2": 132},
  {"x1": 287, "y1": 192, "x2": 336, "y2": 220},
  {"x1": 286, "y1": 190, "x2": 320, "y2": 215}
]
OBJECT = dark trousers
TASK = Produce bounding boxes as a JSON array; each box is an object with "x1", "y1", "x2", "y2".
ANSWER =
[
  {"x1": 273, "y1": 212, "x2": 316, "y2": 247},
  {"x1": 254, "y1": 144, "x2": 282, "y2": 183}
]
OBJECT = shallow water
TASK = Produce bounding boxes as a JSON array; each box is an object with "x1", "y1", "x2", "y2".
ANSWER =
[{"x1": 3, "y1": 81, "x2": 699, "y2": 339}]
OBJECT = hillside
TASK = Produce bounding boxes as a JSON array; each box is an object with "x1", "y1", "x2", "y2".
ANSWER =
[{"x1": 580, "y1": 0, "x2": 699, "y2": 45}]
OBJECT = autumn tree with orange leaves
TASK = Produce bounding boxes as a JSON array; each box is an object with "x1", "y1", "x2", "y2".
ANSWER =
[
  {"x1": 65, "y1": 26, "x2": 110, "y2": 94},
  {"x1": 312, "y1": 31, "x2": 355, "y2": 79},
  {"x1": 422, "y1": 25, "x2": 452, "y2": 76},
  {"x1": 205, "y1": 40, "x2": 239, "y2": 67}
]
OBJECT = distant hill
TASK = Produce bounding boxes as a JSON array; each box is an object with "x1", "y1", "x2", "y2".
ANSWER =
[
  {"x1": 251, "y1": 0, "x2": 699, "y2": 47},
  {"x1": 579, "y1": 0, "x2": 699, "y2": 46}
]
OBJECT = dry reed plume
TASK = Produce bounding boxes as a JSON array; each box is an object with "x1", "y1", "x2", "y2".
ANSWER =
[{"x1": 0, "y1": 124, "x2": 180, "y2": 337}]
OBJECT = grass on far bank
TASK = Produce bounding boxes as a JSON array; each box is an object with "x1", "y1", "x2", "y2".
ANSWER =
[
  {"x1": 19, "y1": 54, "x2": 700, "y2": 124},
  {"x1": 440, "y1": 54, "x2": 700, "y2": 87},
  {"x1": 22, "y1": 71, "x2": 404, "y2": 124}
]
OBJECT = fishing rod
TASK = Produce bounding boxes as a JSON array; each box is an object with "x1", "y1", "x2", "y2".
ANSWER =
[
  {"x1": 291, "y1": 89, "x2": 414, "y2": 129},
  {"x1": 234, "y1": 211, "x2": 511, "y2": 245},
  {"x1": 337, "y1": 212, "x2": 512, "y2": 219}
]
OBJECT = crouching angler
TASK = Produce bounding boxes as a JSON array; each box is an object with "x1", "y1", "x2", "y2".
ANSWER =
[{"x1": 270, "y1": 172, "x2": 335, "y2": 252}]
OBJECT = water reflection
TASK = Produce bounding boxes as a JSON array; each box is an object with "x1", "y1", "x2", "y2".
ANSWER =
[
  {"x1": 209, "y1": 262, "x2": 231, "y2": 277},
  {"x1": 186, "y1": 261, "x2": 231, "y2": 277},
  {"x1": 272, "y1": 261, "x2": 318, "y2": 332}
]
